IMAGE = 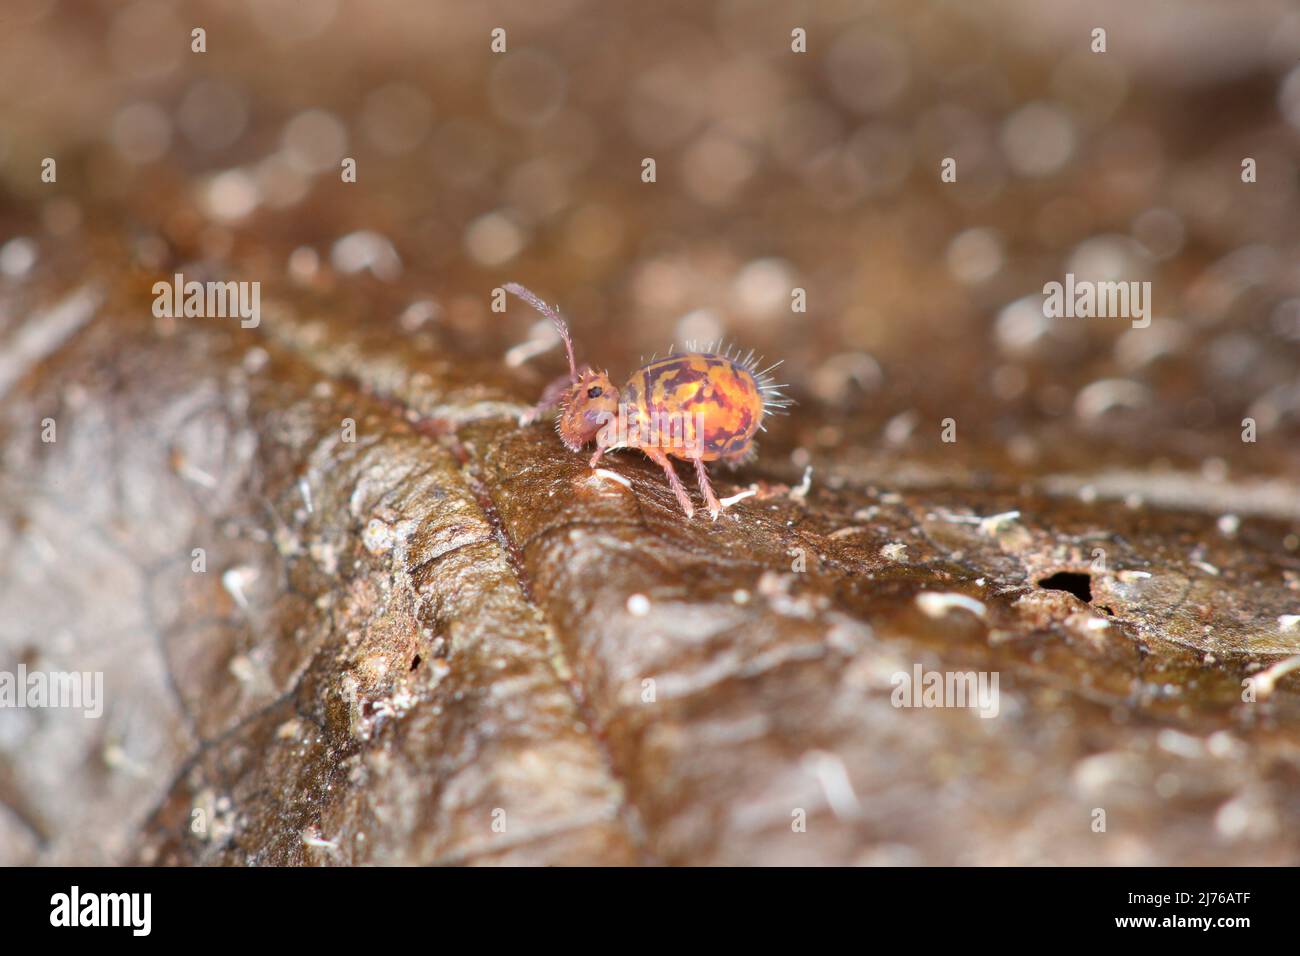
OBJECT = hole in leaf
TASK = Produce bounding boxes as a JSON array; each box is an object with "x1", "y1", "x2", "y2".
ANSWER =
[
  {"x1": 1036, "y1": 571, "x2": 1092, "y2": 603},
  {"x1": 410, "y1": 654, "x2": 422, "y2": 672}
]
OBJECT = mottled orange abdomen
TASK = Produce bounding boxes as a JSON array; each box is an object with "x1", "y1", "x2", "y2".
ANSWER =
[
  {"x1": 623, "y1": 353, "x2": 763, "y2": 461},
  {"x1": 505, "y1": 280, "x2": 791, "y2": 519}
]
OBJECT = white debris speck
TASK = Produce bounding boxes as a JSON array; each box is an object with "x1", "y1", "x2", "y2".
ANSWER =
[
  {"x1": 809, "y1": 351, "x2": 882, "y2": 403},
  {"x1": 802, "y1": 750, "x2": 862, "y2": 820},
  {"x1": 1207, "y1": 731, "x2": 1244, "y2": 760},
  {"x1": 362, "y1": 517, "x2": 394, "y2": 554},
  {"x1": 789, "y1": 465, "x2": 813, "y2": 502},
  {"x1": 331, "y1": 230, "x2": 401, "y2": 280},
  {"x1": 626, "y1": 593, "x2": 651, "y2": 617},
  {"x1": 242, "y1": 346, "x2": 269, "y2": 373},
  {"x1": 978, "y1": 510, "x2": 1020, "y2": 536},
  {"x1": 1075, "y1": 379, "x2": 1151, "y2": 421},
  {"x1": 1214, "y1": 789, "x2": 1278, "y2": 840},
  {"x1": 1200, "y1": 457, "x2": 1229, "y2": 482},
  {"x1": 201, "y1": 168, "x2": 260, "y2": 222},
  {"x1": 228, "y1": 654, "x2": 260, "y2": 686},
  {"x1": 287, "y1": 246, "x2": 320, "y2": 283},
  {"x1": 880, "y1": 542, "x2": 908, "y2": 562},
  {"x1": 309, "y1": 539, "x2": 339, "y2": 575},
  {"x1": 301, "y1": 827, "x2": 339, "y2": 850},
  {"x1": 829, "y1": 525, "x2": 868, "y2": 540},
  {"x1": 282, "y1": 109, "x2": 348, "y2": 173},
  {"x1": 756, "y1": 570, "x2": 821, "y2": 619},
  {"x1": 0, "y1": 237, "x2": 38, "y2": 278},
  {"x1": 734, "y1": 258, "x2": 798, "y2": 319},
  {"x1": 675, "y1": 308, "x2": 724, "y2": 349},
  {"x1": 221, "y1": 565, "x2": 258, "y2": 611},
  {"x1": 103, "y1": 744, "x2": 149, "y2": 778},
  {"x1": 1001, "y1": 102, "x2": 1076, "y2": 177},
  {"x1": 883, "y1": 410, "x2": 919, "y2": 446},
  {"x1": 1217, "y1": 513, "x2": 1240, "y2": 537},
  {"x1": 1278, "y1": 615, "x2": 1300, "y2": 632},
  {"x1": 505, "y1": 319, "x2": 559, "y2": 367},
  {"x1": 995, "y1": 295, "x2": 1052, "y2": 356},
  {"x1": 916, "y1": 592, "x2": 987, "y2": 620},
  {"x1": 175, "y1": 457, "x2": 217, "y2": 488},
  {"x1": 1071, "y1": 752, "x2": 1136, "y2": 796},
  {"x1": 0, "y1": 286, "x2": 102, "y2": 398},
  {"x1": 400, "y1": 299, "x2": 441, "y2": 332},
  {"x1": 1156, "y1": 728, "x2": 1205, "y2": 759},
  {"x1": 946, "y1": 227, "x2": 1004, "y2": 285},
  {"x1": 464, "y1": 210, "x2": 527, "y2": 267}
]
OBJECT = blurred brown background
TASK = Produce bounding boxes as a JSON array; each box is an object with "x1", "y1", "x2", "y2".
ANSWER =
[{"x1": 3, "y1": 0, "x2": 1299, "y2": 477}]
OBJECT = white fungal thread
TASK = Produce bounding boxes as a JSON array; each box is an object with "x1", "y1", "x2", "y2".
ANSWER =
[
  {"x1": 789, "y1": 465, "x2": 813, "y2": 501},
  {"x1": 592, "y1": 468, "x2": 632, "y2": 489},
  {"x1": 720, "y1": 487, "x2": 758, "y2": 507},
  {"x1": 916, "y1": 592, "x2": 988, "y2": 620},
  {"x1": 1252, "y1": 655, "x2": 1300, "y2": 698}
]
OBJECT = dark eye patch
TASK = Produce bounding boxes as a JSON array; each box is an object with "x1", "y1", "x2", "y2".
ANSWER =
[{"x1": 587, "y1": 385, "x2": 603, "y2": 398}]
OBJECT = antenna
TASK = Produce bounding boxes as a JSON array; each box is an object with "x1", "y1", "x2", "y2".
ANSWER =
[{"x1": 504, "y1": 283, "x2": 577, "y2": 383}]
